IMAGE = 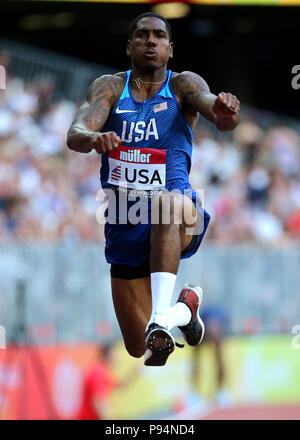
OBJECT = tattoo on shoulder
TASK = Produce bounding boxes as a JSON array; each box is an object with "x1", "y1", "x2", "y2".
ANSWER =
[
  {"x1": 84, "y1": 75, "x2": 125, "y2": 130},
  {"x1": 171, "y1": 71, "x2": 210, "y2": 100},
  {"x1": 87, "y1": 74, "x2": 125, "y2": 106},
  {"x1": 170, "y1": 71, "x2": 216, "y2": 120}
]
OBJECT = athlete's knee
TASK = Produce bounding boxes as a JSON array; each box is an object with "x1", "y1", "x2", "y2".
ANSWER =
[
  {"x1": 123, "y1": 334, "x2": 145, "y2": 358},
  {"x1": 124, "y1": 341, "x2": 145, "y2": 358}
]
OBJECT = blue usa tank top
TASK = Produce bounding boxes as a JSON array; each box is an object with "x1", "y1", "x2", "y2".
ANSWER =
[
  {"x1": 99, "y1": 70, "x2": 211, "y2": 265},
  {"x1": 100, "y1": 70, "x2": 194, "y2": 194}
]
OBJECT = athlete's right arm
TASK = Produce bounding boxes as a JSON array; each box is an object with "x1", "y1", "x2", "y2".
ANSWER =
[{"x1": 66, "y1": 75, "x2": 124, "y2": 154}]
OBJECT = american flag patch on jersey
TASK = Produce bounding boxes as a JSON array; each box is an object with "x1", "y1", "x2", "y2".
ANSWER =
[
  {"x1": 111, "y1": 165, "x2": 121, "y2": 181},
  {"x1": 154, "y1": 102, "x2": 168, "y2": 113}
]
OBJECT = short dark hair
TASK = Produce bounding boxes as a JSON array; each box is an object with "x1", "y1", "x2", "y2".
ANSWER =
[{"x1": 129, "y1": 12, "x2": 172, "y2": 42}]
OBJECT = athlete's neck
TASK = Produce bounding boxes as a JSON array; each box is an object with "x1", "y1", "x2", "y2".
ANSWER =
[{"x1": 131, "y1": 66, "x2": 168, "y2": 89}]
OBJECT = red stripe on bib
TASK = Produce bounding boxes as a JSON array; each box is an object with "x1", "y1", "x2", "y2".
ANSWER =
[{"x1": 109, "y1": 145, "x2": 166, "y2": 165}]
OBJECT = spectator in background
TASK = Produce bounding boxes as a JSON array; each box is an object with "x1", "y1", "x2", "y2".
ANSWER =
[
  {"x1": 1, "y1": 57, "x2": 300, "y2": 246},
  {"x1": 191, "y1": 306, "x2": 233, "y2": 408},
  {"x1": 77, "y1": 342, "x2": 139, "y2": 420},
  {"x1": 173, "y1": 305, "x2": 233, "y2": 416}
]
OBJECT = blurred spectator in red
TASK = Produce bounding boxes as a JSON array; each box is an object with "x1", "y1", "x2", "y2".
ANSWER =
[
  {"x1": 286, "y1": 210, "x2": 300, "y2": 238},
  {"x1": 77, "y1": 342, "x2": 138, "y2": 420}
]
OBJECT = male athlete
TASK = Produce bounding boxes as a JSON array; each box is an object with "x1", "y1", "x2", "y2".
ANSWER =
[{"x1": 67, "y1": 12, "x2": 240, "y2": 367}]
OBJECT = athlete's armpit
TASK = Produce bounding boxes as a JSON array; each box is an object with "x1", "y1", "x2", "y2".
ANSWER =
[{"x1": 171, "y1": 71, "x2": 217, "y2": 123}]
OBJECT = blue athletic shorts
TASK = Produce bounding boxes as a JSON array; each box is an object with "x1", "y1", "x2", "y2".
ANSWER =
[{"x1": 104, "y1": 189, "x2": 211, "y2": 266}]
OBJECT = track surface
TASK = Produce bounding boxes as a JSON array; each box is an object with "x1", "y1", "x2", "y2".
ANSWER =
[{"x1": 199, "y1": 403, "x2": 300, "y2": 420}]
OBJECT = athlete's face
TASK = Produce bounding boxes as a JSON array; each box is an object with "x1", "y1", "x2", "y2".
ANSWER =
[{"x1": 127, "y1": 17, "x2": 173, "y2": 70}]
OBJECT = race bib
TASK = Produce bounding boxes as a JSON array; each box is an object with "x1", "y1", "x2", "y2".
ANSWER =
[{"x1": 108, "y1": 145, "x2": 166, "y2": 190}]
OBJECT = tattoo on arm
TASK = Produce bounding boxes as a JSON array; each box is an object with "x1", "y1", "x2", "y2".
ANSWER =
[
  {"x1": 84, "y1": 75, "x2": 124, "y2": 131},
  {"x1": 67, "y1": 74, "x2": 124, "y2": 152},
  {"x1": 171, "y1": 71, "x2": 217, "y2": 122}
]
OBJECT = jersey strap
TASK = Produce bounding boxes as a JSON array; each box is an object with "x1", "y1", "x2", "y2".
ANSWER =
[
  {"x1": 158, "y1": 70, "x2": 173, "y2": 99},
  {"x1": 118, "y1": 70, "x2": 131, "y2": 100}
]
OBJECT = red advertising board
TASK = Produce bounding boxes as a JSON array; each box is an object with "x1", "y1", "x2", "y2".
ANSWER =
[{"x1": 0, "y1": 344, "x2": 99, "y2": 420}]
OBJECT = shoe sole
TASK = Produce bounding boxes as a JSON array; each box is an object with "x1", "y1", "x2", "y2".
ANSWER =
[
  {"x1": 144, "y1": 328, "x2": 175, "y2": 366},
  {"x1": 180, "y1": 284, "x2": 205, "y2": 346}
]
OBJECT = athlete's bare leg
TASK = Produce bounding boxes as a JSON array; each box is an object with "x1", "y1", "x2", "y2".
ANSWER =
[
  {"x1": 150, "y1": 192, "x2": 197, "y2": 274},
  {"x1": 111, "y1": 276, "x2": 152, "y2": 358},
  {"x1": 111, "y1": 194, "x2": 198, "y2": 360},
  {"x1": 141, "y1": 193, "x2": 200, "y2": 365}
]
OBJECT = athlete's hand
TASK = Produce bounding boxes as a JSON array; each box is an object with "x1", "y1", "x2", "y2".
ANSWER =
[
  {"x1": 91, "y1": 131, "x2": 121, "y2": 154},
  {"x1": 212, "y1": 92, "x2": 240, "y2": 117}
]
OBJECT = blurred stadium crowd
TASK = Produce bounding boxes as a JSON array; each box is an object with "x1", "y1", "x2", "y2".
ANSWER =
[{"x1": 1, "y1": 52, "x2": 300, "y2": 246}]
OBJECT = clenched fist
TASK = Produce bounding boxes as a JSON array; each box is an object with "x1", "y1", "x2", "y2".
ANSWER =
[
  {"x1": 213, "y1": 92, "x2": 240, "y2": 117},
  {"x1": 92, "y1": 131, "x2": 121, "y2": 154}
]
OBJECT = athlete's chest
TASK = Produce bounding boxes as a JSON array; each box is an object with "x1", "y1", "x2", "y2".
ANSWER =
[{"x1": 111, "y1": 97, "x2": 178, "y2": 144}]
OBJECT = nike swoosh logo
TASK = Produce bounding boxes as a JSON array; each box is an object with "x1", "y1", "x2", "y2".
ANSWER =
[{"x1": 116, "y1": 107, "x2": 137, "y2": 114}]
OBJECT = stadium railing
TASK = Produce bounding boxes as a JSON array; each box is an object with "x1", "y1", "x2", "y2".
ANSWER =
[{"x1": 0, "y1": 244, "x2": 298, "y2": 344}]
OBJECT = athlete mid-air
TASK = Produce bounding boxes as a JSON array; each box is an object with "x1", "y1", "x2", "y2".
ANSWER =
[{"x1": 67, "y1": 12, "x2": 240, "y2": 366}]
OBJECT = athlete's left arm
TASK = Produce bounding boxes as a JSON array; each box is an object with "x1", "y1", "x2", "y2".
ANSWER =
[{"x1": 172, "y1": 71, "x2": 240, "y2": 131}]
